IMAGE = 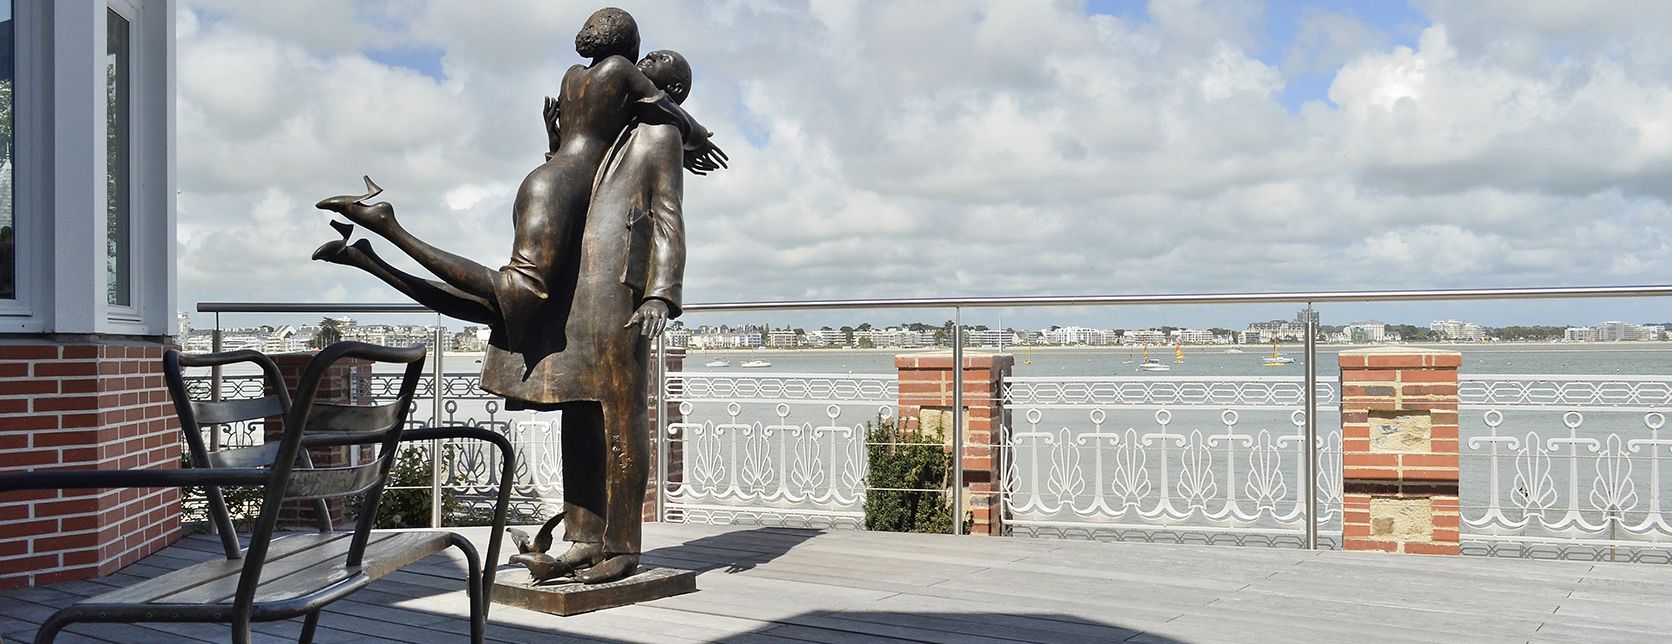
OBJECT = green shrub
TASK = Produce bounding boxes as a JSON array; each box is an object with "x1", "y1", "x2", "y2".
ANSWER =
[
  {"x1": 863, "y1": 416, "x2": 959, "y2": 534},
  {"x1": 372, "y1": 445, "x2": 458, "y2": 528}
]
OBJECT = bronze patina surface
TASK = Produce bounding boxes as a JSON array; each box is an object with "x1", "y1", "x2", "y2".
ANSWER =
[{"x1": 311, "y1": 6, "x2": 725, "y2": 588}]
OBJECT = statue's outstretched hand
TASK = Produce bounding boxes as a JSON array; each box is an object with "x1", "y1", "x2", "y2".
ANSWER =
[
  {"x1": 543, "y1": 96, "x2": 562, "y2": 155},
  {"x1": 684, "y1": 137, "x2": 729, "y2": 175},
  {"x1": 626, "y1": 299, "x2": 670, "y2": 339}
]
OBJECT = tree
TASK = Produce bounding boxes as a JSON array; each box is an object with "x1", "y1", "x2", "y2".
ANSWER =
[{"x1": 310, "y1": 317, "x2": 344, "y2": 349}]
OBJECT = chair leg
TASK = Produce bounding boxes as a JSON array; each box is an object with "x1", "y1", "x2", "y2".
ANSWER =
[
  {"x1": 450, "y1": 533, "x2": 486, "y2": 644},
  {"x1": 206, "y1": 486, "x2": 244, "y2": 558},
  {"x1": 299, "y1": 610, "x2": 322, "y2": 644}
]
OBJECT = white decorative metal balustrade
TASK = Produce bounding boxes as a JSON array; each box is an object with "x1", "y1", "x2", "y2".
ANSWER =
[
  {"x1": 661, "y1": 371, "x2": 895, "y2": 528},
  {"x1": 1000, "y1": 377, "x2": 1343, "y2": 547},
  {"x1": 1460, "y1": 375, "x2": 1672, "y2": 562}
]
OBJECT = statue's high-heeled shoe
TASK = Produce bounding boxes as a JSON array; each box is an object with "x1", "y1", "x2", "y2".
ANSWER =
[{"x1": 315, "y1": 175, "x2": 396, "y2": 235}]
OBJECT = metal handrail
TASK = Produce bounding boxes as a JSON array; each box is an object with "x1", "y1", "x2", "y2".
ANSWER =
[
  {"x1": 198, "y1": 283, "x2": 1672, "y2": 315},
  {"x1": 197, "y1": 282, "x2": 1672, "y2": 548}
]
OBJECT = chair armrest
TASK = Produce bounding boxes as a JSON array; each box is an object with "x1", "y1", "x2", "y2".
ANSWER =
[
  {"x1": 400, "y1": 424, "x2": 516, "y2": 609},
  {"x1": 0, "y1": 467, "x2": 270, "y2": 493}
]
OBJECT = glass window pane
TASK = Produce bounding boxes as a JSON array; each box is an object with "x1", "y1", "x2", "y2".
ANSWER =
[
  {"x1": 1, "y1": 1, "x2": 15, "y2": 301},
  {"x1": 106, "y1": 8, "x2": 129, "y2": 306}
]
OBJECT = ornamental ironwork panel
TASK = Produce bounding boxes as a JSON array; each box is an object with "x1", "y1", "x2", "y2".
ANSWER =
[
  {"x1": 1000, "y1": 376, "x2": 1342, "y2": 548},
  {"x1": 661, "y1": 371, "x2": 895, "y2": 529},
  {"x1": 1460, "y1": 375, "x2": 1672, "y2": 562}
]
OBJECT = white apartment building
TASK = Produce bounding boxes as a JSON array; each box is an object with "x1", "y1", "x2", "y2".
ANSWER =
[
  {"x1": 966, "y1": 329, "x2": 1019, "y2": 347},
  {"x1": 1344, "y1": 322, "x2": 1388, "y2": 344},
  {"x1": 1123, "y1": 329, "x2": 1167, "y2": 345},
  {"x1": 766, "y1": 329, "x2": 802, "y2": 348},
  {"x1": 1170, "y1": 329, "x2": 1214, "y2": 344},
  {"x1": 1564, "y1": 327, "x2": 1596, "y2": 342},
  {"x1": 1040, "y1": 326, "x2": 1107, "y2": 345},
  {"x1": 1430, "y1": 320, "x2": 1484, "y2": 341},
  {"x1": 812, "y1": 328, "x2": 847, "y2": 346},
  {"x1": 1595, "y1": 321, "x2": 1662, "y2": 342}
]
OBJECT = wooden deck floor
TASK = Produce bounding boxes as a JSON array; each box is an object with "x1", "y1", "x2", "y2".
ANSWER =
[{"x1": 4, "y1": 523, "x2": 1672, "y2": 643}]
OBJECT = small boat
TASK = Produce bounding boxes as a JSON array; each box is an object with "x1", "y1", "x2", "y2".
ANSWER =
[
  {"x1": 1224, "y1": 348, "x2": 1244, "y2": 354},
  {"x1": 1262, "y1": 342, "x2": 1293, "y2": 367},
  {"x1": 1174, "y1": 343, "x2": 1184, "y2": 364},
  {"x1": 1137, "y1": 344, "x2": 1170, "y2": 371},
  {"x1": 740, "y1": 360, "x2": 772, "y2": 368},
  {"x1": 704, "y1": 359, "x2": 730, "y2": 367}
]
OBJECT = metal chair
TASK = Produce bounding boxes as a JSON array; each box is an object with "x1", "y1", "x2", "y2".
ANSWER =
[{"x1": 0, "y1": 341, "x2": 515, "y2": 644}]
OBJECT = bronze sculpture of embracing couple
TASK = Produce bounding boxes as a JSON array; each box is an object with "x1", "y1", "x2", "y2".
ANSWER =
[{"x1": 311, "y1": 7, "x2": 727, "y2": 585}]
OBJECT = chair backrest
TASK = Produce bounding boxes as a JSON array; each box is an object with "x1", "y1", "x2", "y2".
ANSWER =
[
  {"x1": 235, "y1": 341, "x2": 426, "y2": 613},
  {"x1": 163, "y1": 349, "x2": 293, "y2": 468}
]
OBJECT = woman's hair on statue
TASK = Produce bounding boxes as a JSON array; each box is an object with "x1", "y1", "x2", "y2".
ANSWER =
[{"x1": 575, "y1": 7, "x2": 641, "y2": 60}]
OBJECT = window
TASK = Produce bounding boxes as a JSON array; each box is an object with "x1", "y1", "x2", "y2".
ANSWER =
[
  {"x1": 0, "y1": 0, "x2": 14, "y2": 301},
  {"x1": 105, "y1": 7, "x2": 129, "y2": 307}
]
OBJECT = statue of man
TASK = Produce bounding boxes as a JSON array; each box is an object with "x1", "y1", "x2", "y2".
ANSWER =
[{"x1": 312, "y1": 8, "x2": 723, "y2": 584}]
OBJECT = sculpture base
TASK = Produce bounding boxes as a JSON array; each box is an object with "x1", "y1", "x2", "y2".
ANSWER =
[{"x1": 491, "y1": 566, "x2": 697, "y2": 616}]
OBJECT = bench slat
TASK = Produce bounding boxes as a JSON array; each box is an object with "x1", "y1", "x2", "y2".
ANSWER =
[
  {"x1": 89, "y1": 531, "x2": 454, "y2": 606},
  {"x1": 244, "y1": 532, "x2": 454, "y2": 604},
  {"x1": 89, "y1": 533, "x2": 348, "y2": 605}
]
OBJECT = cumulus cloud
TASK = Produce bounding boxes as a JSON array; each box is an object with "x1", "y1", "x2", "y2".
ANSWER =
[{"x1": 176, "y1": 0, "x2": 1672, "y2": 327}]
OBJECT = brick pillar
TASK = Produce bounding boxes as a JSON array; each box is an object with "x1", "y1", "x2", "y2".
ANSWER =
[
  {"x1": 895, "y1": 352, "x2": 1013, "y2": 536},
  {"x1": 263, "y1": 353, "x2": 373, "y2": 529},
  {"x1": 642, "y1": 347, "x2": 684, "y2": 523},
  {"x1": 1339, "y1": 347, "x2": 1461, "y2": 555},
  {"x1": 0, "y1": 341, "x2": 182, "y2": 589}
]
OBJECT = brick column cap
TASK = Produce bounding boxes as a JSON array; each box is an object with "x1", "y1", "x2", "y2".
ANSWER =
[
  {"x1": 895, "y1": 352, "x2": 1015, "y2": 369},
  {"x1": 1339, "y1": 346, "x2": 1461, "y2": 368}
]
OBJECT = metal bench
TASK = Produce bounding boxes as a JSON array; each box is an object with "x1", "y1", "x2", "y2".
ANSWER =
[{"x1": 0, "y1": 341, "x2": 514, "y2": 644}]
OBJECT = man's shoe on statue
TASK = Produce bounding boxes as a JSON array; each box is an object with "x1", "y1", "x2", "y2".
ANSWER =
[
  {"x1": 556, "y1": 541, "x2": 605, "y2": 570},
  {"x1": 575, "y1": 554, "x2": 639, "y2": 584}
]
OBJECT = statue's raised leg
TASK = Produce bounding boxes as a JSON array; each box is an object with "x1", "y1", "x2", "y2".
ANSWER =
[
  {"x1": 311, "y1": 233, "x2": 499, "y2": 326},
  {"x1": 316, "y1": 178, "x2": 503, "y2": 300}
]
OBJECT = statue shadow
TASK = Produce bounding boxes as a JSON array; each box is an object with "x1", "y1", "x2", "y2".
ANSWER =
[{"x1": 641, "y1": 526, "x2": 818, "y2": 574}]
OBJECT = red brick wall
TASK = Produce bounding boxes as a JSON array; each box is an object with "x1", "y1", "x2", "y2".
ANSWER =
[
  {"x1": 1339, "y1": 348, "x2": 1461, "y2": 555},
  {"x1": 0, "y1": 341, "x2": 182, "y2": 588},
  {"x1": 263, "y1": 353, "x2": 373, "y2": 528},
  {"x1": 895, "y1": 353, "x2": 1014, "y2": 536}
]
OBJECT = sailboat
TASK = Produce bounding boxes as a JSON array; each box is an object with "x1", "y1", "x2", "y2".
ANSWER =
[
  {"x1": 1138, "y1": 344, "x2": 1171, "y2": 371},
  {"x1": 1262, "y1": 341, "x2": 1294, "y2": 367},
  {"x1": 1174, "y1": 343, "x2": 1184, "y2": 363}
]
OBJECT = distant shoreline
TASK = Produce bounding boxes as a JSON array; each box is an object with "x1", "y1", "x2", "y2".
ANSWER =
[{"x1": 602, "y1": 340, "x2": 1672, "y2": 356}]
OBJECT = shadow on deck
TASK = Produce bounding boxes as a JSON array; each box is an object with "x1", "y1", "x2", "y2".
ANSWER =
[{"x1": 3, "y1": 522, "x2": 1669, "y2": 643}]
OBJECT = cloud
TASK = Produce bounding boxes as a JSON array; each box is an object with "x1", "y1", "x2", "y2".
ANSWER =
[{"x1": 175, "y1": 1, "x2": 1672, "y2": 328}]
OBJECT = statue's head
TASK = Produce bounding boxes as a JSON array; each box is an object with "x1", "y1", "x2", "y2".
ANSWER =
[
  {"x1": 575, "y1": 7, "x2": 640, "y2": 60},
  {"x1": 637, "y1": 50, "x2": 693, "y2": 104}
]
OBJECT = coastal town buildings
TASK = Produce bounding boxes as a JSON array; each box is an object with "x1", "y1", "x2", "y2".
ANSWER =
[{"x1": 1430, "y1": 320, "x2": 1486, "y2": 341}]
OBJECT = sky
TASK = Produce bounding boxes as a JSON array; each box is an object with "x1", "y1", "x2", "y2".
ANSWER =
[{"x1": 176, "y1": 0, "x2": 1672, "y2": 333}]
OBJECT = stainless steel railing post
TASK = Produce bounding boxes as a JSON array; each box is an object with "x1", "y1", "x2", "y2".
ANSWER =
[
  {"x1": 430, "y1": 319, "x2": 445, "y2": 529},
  {"x1": 210, "y1": 312, "x2": 223, "y2": 452},
  {"x1": 1304, "y1": 306, "x2": 1319, "y2": 550},
  {"x1": 952, "y1": 307, "x2": 965, "y2": 536},
  {"x1": 654, "y1": 333, "x2": 668, "y2": 522}
]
